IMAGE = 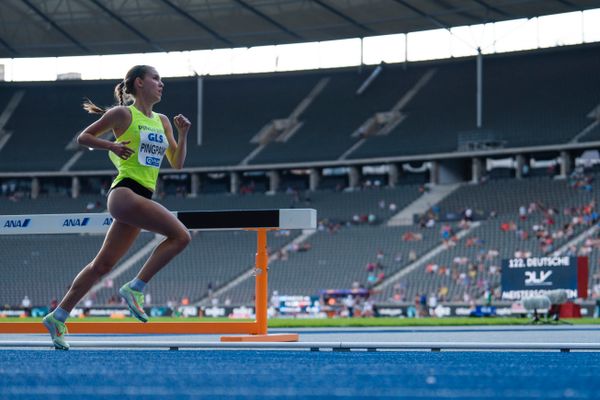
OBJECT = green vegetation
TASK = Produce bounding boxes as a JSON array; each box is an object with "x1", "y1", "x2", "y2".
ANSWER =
[{"x1": 267, "y1": 317, "x2": 600, "y2": 327}]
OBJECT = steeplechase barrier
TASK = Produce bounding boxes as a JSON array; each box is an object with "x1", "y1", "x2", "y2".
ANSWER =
[{"x1": 0, "y1": 208, "x2": 316, "y2": 342}]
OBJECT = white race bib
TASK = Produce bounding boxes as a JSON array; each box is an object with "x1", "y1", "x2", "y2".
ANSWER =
[{"x1": 138, "y1": 130, "x2": 168, "y2": 168}]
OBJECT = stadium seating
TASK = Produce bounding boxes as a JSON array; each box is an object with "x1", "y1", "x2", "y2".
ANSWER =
[
  {"x1": 92, "y1": 229, "x2": 299, "y2": 306},
  {"x1": 1, "y1": 173, "x2": 598, "y2": 307},
  {"x1": 251, "y1": 65, "x2": 424, "y2": 164},
  {"x1": 374, "y1": 175, "x2": 599, "y2": 304},
  {"x1": 155, "y1": 185, "x2": 421, "y2": 224},
  {"x1": 218, "y1": 225, "x2": 441, "y2": 304},
  {"x1": 482, "y1": 46, "x2": 600, "y2": 147},
  {"x1": 436, "y1": 176, "x2": 598, "y2": 216},
  {"x1": 0, "y1": 81, "x2": 100, "y2": 172},
  {"x1": 1, "y1": 45, "x2": 599, "y2": 174},
  {"x1": 349, "y1": 61, "x2": 476, "y2": 158},
  {"x1": 352, "y1": 45, "x2": 600, "y2": 159},
  {"x1": 0, "y1": 184, "x2": 421, "y2": 306},
  {"x1": 579, "y1": 123, "x2": 600, "y2": 143},
  {"x1": 0, "y1": 233, "x2": 155, "y2": 307},
  {"x1": 2, "y1": 44, "x2": 600, "y2": 309},
  {"x1": 0, "y1": 194, "x2": 107, "y2": 215}
]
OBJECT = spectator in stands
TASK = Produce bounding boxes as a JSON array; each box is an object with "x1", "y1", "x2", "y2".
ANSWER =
[
  {"x1": 270, "y1": 290, "x2": 280, "y2": 316},
  {"x1": 83, "y1": 297, "x2": 93, "y2": 308},
  {"x1": 402, "y1": 231, "x2": 423, "y2": 241},
  {"x1": 298, "y1": 242, "x2": 312, "y2": 252},
  {"x1": 343, "y1": 295, "x2": 356, "y2": 318},
  {"x1": 418, "y1": 293, "x2": 428, "y2": 317},
  {"x1": 463, "y1": 291, "x2": 471, "y2": 303},
  {"x1": 408, "y1": 249, "x2": 417, "y2": 262},
  {"x1": 42, "y1": 65, "x2": 192, "y2": 351},
  {"x1": 458, "y1": 218, "x2": 471, "y2": 230},
  {"x1": 440, "y1": 224, "x2": 453, "y2": 243},
  {"x1": 500, "y1": 221, "x2": 516, "y2": 232},
  {"x1": 519, "y1": 205, "x2": 527, "y2": 221},
  {"x1": 484, "y1": 289, "x2": 492, "y2": 306},
  {"x1": 21, "y1": 296, "x2": 31, "y2": 313},
  {"x1": 100, "y1": 181, "x2": 110, "y2": 196},
  {"x1": 593, "y1": 280, "x2": 600, "y2": 318},
  {"x1": 425, "y1": 217, "x2": 436, "y2": 228},
  {"x1": 438, "y1": 265, "x2": 448, "y2": 277},
  {"x1": 392, "y1": 282, "x2": 406, "y2": 303},
  {"x1": 366, "y1": 262, "x2": 376, "y2": 273},
  {"x1": 428, "y1": 293, "x2": 438, "y2": 313},
  {"x1": 49, "y1": 298, "x2": 58, "y2": 312},
  {"x1": 361, "y1": 298, "x2": 375, "y2": 318},
  {"x1": 438, "y1": 285, "x2": 449, "y2": 302},
  {"x1": 514, "y1": 250, "x2": 532, "y2": 258},
  {"x1": 167, "y1": 298, "x2": 177, "y2": 312},
  {"x1": 463, "y1": 208, "x2": 473, "y2": 222},
  {"x1": 366, "y1": 272, "x2": 377, "y2": 288},
  {"x1": 425, "y1": 263, "x2": 438, "y2": 274}
]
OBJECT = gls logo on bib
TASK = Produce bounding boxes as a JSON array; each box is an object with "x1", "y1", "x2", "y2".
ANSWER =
[
  {"x1": 148, "y1": 133, "x2": 164, "y2": 143},
  {"x1": 138, "y1": 130, "x2": 168, "y2": 168}
]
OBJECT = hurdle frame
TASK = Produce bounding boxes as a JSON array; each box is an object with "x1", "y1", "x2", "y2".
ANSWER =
[{"x1": 0, "y1": 209, "x2": 316, "y2": 342}]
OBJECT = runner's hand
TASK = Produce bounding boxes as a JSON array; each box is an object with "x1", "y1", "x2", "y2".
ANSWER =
[
  {"x1": 110, "y1": 141, "x2": 134, "y2": 160},
  {"x1": 173, "y1": 114, "x2": 191, "y2": 135}
]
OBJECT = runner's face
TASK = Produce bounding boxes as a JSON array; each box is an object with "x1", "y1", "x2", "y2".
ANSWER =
[{"x1": 138, "y1": 68, "x2": 163, "y2": 102}]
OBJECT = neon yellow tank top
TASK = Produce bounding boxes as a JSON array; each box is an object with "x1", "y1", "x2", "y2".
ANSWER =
[{"x1": 109, "y1": 105, "x2": 169, "y2": 191}]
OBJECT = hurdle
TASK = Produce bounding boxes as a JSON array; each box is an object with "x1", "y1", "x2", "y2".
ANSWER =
[{"x1": 0, "y1": 208, "x2": 316, "y2": 342}]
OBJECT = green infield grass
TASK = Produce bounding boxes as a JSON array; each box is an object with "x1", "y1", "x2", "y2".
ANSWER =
[{"x1": 2, "y1": 316, "x2": 599, "y2": 327}]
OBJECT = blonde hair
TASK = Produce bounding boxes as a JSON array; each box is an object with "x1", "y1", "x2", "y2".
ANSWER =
[{"x1": 82, "y1": 65, "x2": 153, "y2": 114}]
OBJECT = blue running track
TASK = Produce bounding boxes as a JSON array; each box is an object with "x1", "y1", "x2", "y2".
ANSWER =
[{"x1": 1, "y1": 350, "x2": 599, "y2": 399}]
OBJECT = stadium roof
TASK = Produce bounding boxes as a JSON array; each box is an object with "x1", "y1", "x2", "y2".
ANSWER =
[{"x1": 2, "y1": 0, "x2": 600, "y2": 58}]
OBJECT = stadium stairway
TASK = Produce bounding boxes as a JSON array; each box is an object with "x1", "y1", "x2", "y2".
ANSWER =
[
  {"x1": 573, "y1": 104, "x2": 600, "y2": 143},
  {"x1": 387, "y1": 183, "x2": 461, "y2": 226},
  {"x1": 555, "y1": 224, "x2": 600, "y2": 255}
]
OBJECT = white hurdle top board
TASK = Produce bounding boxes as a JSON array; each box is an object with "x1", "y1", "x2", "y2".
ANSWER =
[{"x1": 0, "y1": 209, "x2": 317, "y2": 235}]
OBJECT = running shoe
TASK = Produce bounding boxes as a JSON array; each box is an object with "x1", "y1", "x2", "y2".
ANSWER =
[
  {"x1": 119, "y1": 284, "x2": 149, "y2": 323},
  {"x1": 42, "y1": 313, "x2": 70, "y2": 350}
]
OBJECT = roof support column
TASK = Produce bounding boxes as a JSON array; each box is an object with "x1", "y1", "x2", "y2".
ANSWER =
[
  {"x1": 230, "y1": 172, "x2": 240, "y2": 194},
  {"x1": 388, "y1": 163, "x2": 399, "y2": 188},
  {"x1": 190, "y1": 173, "x2": 200, "y2": 197},
  {"x1": 560, "y1": 151, "x2": 572, "y2": 178},
  {"x1": 31, "y1": 177, "x2": 40, "y2": 200},
  {"x1": 71, "y1": 176, "x2": 80, "y2": 199},
  {"x1": 309, "y1": 168, "x2": 320, "y2": 191}
]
